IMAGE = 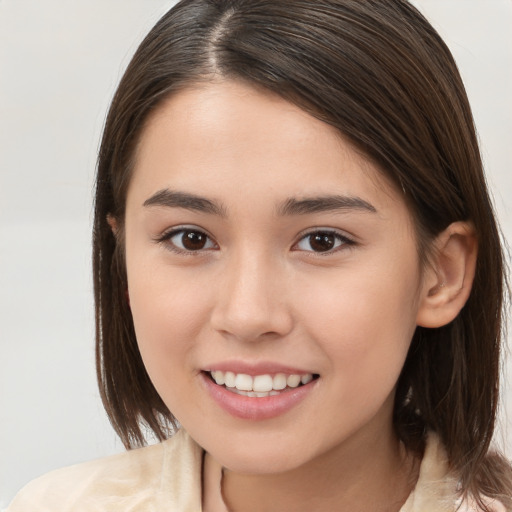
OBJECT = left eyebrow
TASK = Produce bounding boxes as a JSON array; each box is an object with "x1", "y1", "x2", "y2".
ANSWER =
[{"x1": 276, "y1": 195, "x2": 377, "y2": 216}]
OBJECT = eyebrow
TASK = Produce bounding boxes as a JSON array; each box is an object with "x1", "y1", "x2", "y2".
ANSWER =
[
  {"x1": 143, "y1": 189, "x2": 227, "y2": 217},
  {"x1": 143, "y1": 189, "x2": 377, "y2": 217},
  {"x1": 277, "y1": 195, "x2": 377, "y2": 216}
]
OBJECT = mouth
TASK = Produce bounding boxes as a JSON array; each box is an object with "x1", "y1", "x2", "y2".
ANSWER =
[{"x1": 204, "y1": 370, "x2": 320, "y2": 398}]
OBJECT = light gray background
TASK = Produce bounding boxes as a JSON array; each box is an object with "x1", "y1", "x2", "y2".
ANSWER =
[{"x1": 0, "y1": 0, "x2": 511, "y2": 507}]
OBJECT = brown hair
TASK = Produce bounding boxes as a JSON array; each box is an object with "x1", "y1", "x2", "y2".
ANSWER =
[{"x1": 93, "y1": 0, "x2": 512, "y2": 506}]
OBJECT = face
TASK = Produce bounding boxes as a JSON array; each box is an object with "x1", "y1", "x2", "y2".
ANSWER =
[{"x1": 124, "y1": 80, "x2": 427, "y2": 474}]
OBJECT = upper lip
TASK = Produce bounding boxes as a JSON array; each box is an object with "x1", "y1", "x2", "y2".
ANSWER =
[{"x1": 203, "y1": 360, "x2": 316, "y2": 376}]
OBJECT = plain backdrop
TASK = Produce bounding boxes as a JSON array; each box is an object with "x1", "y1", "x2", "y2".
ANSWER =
[{"x1": 0, "y1": 0, "x2": 511, "y2": 507}]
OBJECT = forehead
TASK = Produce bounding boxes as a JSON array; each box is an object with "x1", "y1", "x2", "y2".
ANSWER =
[{"x1": 128, "y1": 80, "x2": 403, "y2": 214}]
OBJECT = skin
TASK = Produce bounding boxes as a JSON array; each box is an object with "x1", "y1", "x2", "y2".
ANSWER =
[{"x1": 122, "y1": 80, "x2": 475, "y2": 511}]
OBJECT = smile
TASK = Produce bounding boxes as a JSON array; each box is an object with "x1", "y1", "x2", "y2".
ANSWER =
[
  {"x1": 208, "y1": 370, "x2": 315, "y2": 397},
  {"x1": 202, "y1": 369, "x2": 319, "y2": 420}
]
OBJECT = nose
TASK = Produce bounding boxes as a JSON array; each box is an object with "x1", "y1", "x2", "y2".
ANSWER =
[{"x1": 210, "y1": 251, "x2": 293, "y2": 342}]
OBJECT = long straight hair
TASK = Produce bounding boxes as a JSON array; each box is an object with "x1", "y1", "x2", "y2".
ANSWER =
[{"x1": 93, "y1": 0, "x2": 512, "y2": 506}]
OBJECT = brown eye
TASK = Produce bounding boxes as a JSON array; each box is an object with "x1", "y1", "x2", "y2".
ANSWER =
[
  {"x1": 309, "y1": 233, "x2": 335, "y2": 252},
  {"x1": 295, "y1": 230, "x2": 350, "y2": 253},
  {"x1": 182, "y1": 230, "x2": 207, "y2": 250},
  {"x1": 167, "y1": 229, "x2": 216, "y2": 252}
]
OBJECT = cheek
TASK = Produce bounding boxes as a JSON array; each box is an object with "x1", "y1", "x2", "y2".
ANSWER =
[
  {"x1": 125, "y1": 249, "x2": 213, "y2": 397},
  {"x1": 126, "y1": 232, "x2": 210, "y2": 336},
  {"x1": 296, "y1": 259, "x2": 420, "y2": 397}
]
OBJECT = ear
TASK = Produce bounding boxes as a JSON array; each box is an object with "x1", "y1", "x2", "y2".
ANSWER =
[
  {"x1": 107, "y1": 214, "x2": 119, "y2": 237},
  {"x1": 416, "y1": 222, "x2": 477, "y2": 328}
]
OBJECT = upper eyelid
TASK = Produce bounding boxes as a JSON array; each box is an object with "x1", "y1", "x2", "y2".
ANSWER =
[
  {"x1": 295, "y1": 227, "x2": 356, "y2": 242},
  {"x1": 158, "y1": 224, "x2": 213, "y2": 240},
  {"x1": 158, "y1": 225, "x2": 353, "y2": 237}
]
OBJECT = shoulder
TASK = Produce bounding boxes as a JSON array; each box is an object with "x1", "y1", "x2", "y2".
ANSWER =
[{"x1": 6, "y1": 429, "x2": 204, "y2": 512}]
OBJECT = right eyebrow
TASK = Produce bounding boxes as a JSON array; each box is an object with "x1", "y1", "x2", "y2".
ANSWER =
[{"x1": 143, "y1": 189, "x2": 227, "y2": 217}]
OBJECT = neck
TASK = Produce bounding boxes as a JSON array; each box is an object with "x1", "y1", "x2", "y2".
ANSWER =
[{"x1": 221, "y1": 425, "x2": 419, "y2": 512}]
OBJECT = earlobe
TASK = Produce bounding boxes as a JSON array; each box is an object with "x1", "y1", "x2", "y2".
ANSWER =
[
  {"x1": 416, "y1": 222, "x2": 477, "y2": 328},
  {"x1": 107, "y1": 214, "x2": 119, "y2": 237}
]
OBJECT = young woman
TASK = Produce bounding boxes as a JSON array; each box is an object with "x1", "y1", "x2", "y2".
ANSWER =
[{"x1": 8, "y1": 0, "x2": 512, "y2": 510}]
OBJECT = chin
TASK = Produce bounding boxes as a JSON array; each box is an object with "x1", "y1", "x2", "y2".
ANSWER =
[
  {"x1": 201, "y1": 430, "x2": 316, "y2": 475},
  {"x1": 222, "y1": 450, "x2": 306, "y2": 475}
]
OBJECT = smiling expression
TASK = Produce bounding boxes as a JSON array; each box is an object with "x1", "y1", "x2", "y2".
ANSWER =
[{"x1": 123, "y1": 80, "x2": 428, "y2": 474}]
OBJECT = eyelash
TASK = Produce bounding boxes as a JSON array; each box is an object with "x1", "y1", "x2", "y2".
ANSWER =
[{"x1": 156, "y1": 227, "x2": 356, "y2": 255}]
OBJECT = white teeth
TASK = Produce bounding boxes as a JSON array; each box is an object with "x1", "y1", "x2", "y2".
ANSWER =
[
  {"x1": 235, "y1": 373, "x2": 253, "y2": 391},
  {"x1": 228, "y1": 388, "x2": 272, "y2": 397},
  {"x1": 224, "y1": 371, "x2": 236, "y2": 388},
  {"x1": 209, "y1": 370, "x2": 315, "y2": 394},
  {"x1": 273, "y1": 373, "x2": 287, "y2": 390},
  {"x1": 301, "y1": 374, "x2": 313, "y2": 385},
  {"x1": 212, "y1": 371, "x2": 225, "y2": 385},
  {"x1": 287, "y1": 374, "x2": 301, "y2": 388},
  {"x1": 253, "y1": 375, "x2": 273, "y2": 392}
]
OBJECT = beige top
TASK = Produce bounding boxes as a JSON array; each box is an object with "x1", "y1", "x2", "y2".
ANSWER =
[{"x1": 7, "y1": 429, "x2": 506, "y2": 512}]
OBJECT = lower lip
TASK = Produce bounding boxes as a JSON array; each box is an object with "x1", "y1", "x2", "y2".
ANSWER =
[{"x1": 201, "y1": 373, "x2": 317, "y2": 420}]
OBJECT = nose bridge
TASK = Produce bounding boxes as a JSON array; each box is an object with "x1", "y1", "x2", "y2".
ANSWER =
[{"x1": 211, "y1": 246, "x2": 292, "y2": 341}]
